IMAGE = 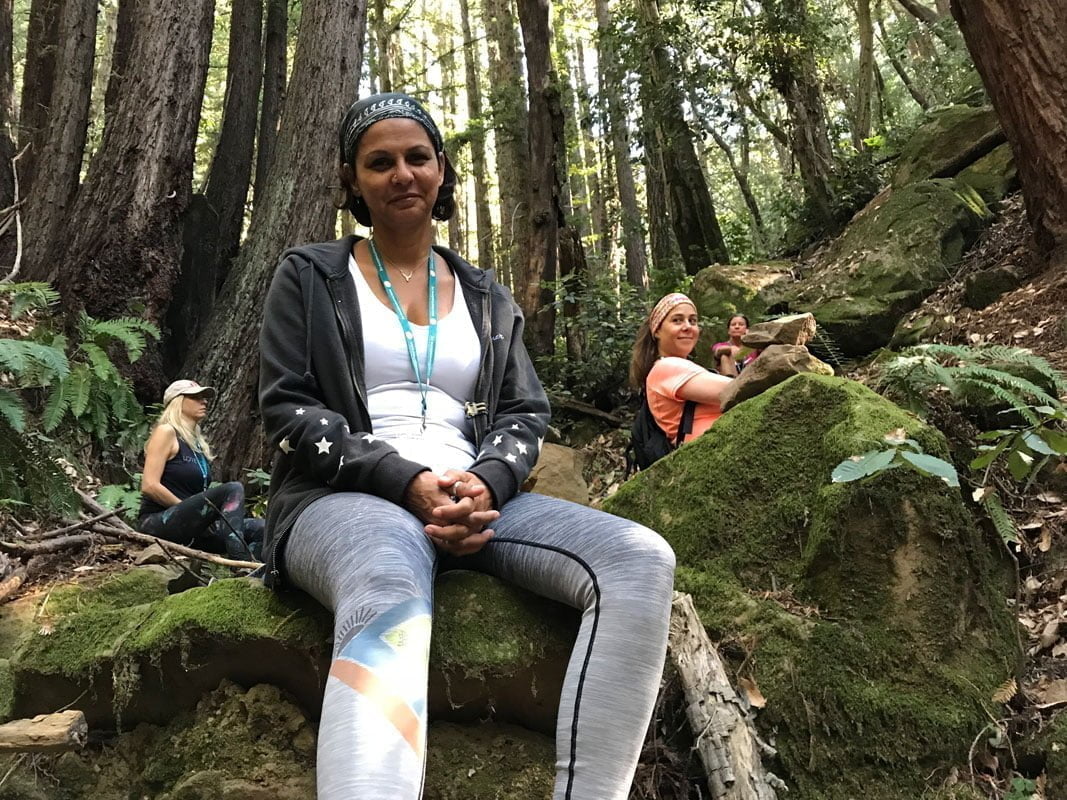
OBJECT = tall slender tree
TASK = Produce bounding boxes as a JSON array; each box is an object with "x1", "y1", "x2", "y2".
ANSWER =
[
  {"x1": 185, "y1": 0, "x2": 369, "y2": 473},
  {"x1": 253, "y1": 0, "x2": 287, "y2": 212},
  {"x1": 853, "y1": 0, "x2": 876, "y2": 149},
  {"x1": 17, "y1": 0, "x2": 61, "y2": 195},
  {"x1": 950, "y1": 0, "x2": 1067, "y2": 266},
  {"x1": 459, "y1": 0, "x2": 496, "y2": 273},
  {"x1": 0, "y1": 0, "x2": 15, "y2": 211}
]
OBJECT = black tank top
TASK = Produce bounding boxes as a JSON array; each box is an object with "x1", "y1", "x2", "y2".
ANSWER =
[{"x1": 138, "y1": 433, "x2": 211, "y2": 518}]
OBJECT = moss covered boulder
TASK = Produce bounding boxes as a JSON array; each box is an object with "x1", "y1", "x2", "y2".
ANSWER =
[
  {"x1": 891, "y1": 105, "x2": 1002, "y2": 189},
  {"x1": 760, "y1": 180, "x2": 988, "y2": 357},
  {"x1": 689, "y1": 263, "x2": 792, "y2": 347},
  {"x1": 956, "y1": 143, "x2": 1017, "y2": 204},
  {"x1": 603, "y1": 373, "x2": 1018, "y2": 800}
]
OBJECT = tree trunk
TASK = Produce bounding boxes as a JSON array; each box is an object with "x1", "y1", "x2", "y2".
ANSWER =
[
  {"x1": 0, "y1": 0, "x2": 15, "y2": 210},
  {"x1": 950, "y1": 0, "x2": 1067, "y2": 266},
  {"x1": 482, "y1": 0, "x2": 528, "y2": 292},
  {"x1": 596, "y1": 0, "x2": 647, "y2": 293},
  {"x1": 895, "y1": 0, "x2": 940, "y2": 25},
  {"x1": 877, "y1": 8, "x2": 930, "y2": 110},
  {"x1": 643, "y1": 129, "x2": 680, "y2": 285},
  {"x1": 516, "y1": 0, "x2": 557, "y2": 357},
  {"x1": 853, "y1": 0, "x2": 875, "y2": 149},
  {"x1": 184, "y1": 0, "x2": 368, "y2": 475},
  {"x1": 21, "y1": 0, "x2": 97, "y2": 282},
  {"x1": 47, "y1": 0, "x2": 214, "y2": 399},
  {"x1": 437, "y1": 12, "x2": 464, "y2": 252},
  {"x1": 205, "y1": 0, "x2": 263, "y2": 291},
  {"x1": 17, "y1": 0, "x2": 61, "y2": 194},
  {"x1": 552, "y1": 13, "x2": 586, "y2": 244},
  {"x1": 102, "y1": 0, "x2": 136, "y2": 119},
  {"x1": 636, "y1": 0, "x2": 729, "y2": 274},
  {"x1": 253, "y1": 0, "x2": 287, "y2": 216},
  {"x1": 370, "y1": 0, "x2": 392, "y2": 93},
  {"x1": 764, "y1": 0, "x2": 836, "y2": 227},
  {"x1": 86, "y1": 0, "x2": 119, "y2": 159},
  {"x1": 459, "y1": 0, "x2": 496, "y2": 273},
  {"x1": 573, "y1": 35, "x2": 608, "y2": 268}
]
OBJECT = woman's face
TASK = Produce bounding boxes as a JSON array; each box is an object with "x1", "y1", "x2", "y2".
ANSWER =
[
  {"x1": 654, "y1": 303, "x2": 700, "y2": 358},
  {"x1": 728, "y1": 316, "x2": 748, "y2": 339},
  {"x1": 181, "y1": 394, "x2": 209, "y2": 422},
  {"x1": 349, "y1": 118, "x2": 445, "y2": 229}
]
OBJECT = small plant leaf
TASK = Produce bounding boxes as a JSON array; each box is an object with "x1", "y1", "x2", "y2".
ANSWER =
[
  {"x1": 1037, "y1": 427, "x2": 1067, "y2": 455},
  {"x1": 897, "y1": 450, "x2": 960, "y2": 486},
  {"x1": 831, "y1": 449, "x2": 897, "y2": 482}
]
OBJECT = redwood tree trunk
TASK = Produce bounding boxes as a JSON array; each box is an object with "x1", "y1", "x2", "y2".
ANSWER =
[
  {"x1": 205, "y1": 0, "x2": 263, "y2": 290},
  {"x1": 17, "y1": 0, "x2": 61, "y2": 195},
  {"x1": 460, "y1": 0, "x2": 496, "y2": 273},
  {"x1": 253, "y1": 0, "x2": 287, "y2": 214},
  {"x1": 102, "y1": 0, "x2": 136, "y2": 117},
  {"x1": 516, "y1": 0, "x2": 558, "y2": 357},
  {"x1": 0, "y1": 0, "x2": 15, "y2": 210},
  {"x1": 50, "y1": 0, "x2": 214, "y2": 398},
  {"x1": 853, "y1": 0, "x2": 875, "y2": 149},
  {"x1": 950, "y1": 0, "x2": 1067, "y2": 266},
  {"x1": 21, "y1": 0, "x2": 97, "y2": 281},
  {"x1": 184, "y1": 0, "x2": 368, "y2": 475}
]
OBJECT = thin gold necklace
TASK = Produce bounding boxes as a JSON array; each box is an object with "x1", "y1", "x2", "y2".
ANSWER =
[{"x1": 370, "y1": 239, "x2": 425, "y2": 282}]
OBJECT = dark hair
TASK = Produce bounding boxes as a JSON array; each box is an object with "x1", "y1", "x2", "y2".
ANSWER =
[
  {"x1": 728, "y1": 314, "x2": 750, "y2": 327},
  {"x1": 336, "y1": 93, "x2": 457, "y2": 227},
  {"x1": 629, "y1": 320, "x2": 660, "y2": 390}
]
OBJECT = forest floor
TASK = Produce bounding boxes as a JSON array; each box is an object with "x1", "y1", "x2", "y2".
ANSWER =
[{"x1": 1, "y1": 193, "x2": 1065, "y2": 798}]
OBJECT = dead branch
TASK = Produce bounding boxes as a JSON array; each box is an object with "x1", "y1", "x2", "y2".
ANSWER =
[
  {"x1": 31, "y1": 510, "x2": 120, "y2": 540},
  {"x1": 547, "y1": 393, "x2": 628, "y2": 426},
  {"x1": 0, "y1": 144, "x2": 30, "y2": 285},
  {"x1": 0, "y1": 711, "x2": 87, "y2": 753},
  {"x1": 668, "y1": 592, "x2": 785, "y2": 800},
  {"x1": 89, "y1": 523, "x2": 259, "y2": 570},
  {"x1": 0, "y1": 534, "x2": 97, "y2": 557},
  {"x1": 77, "y1": 489, "x2": 136, "y2": 532},
  {"x1": 0, "y1": 567, "x2": 27, "y2": 605}
]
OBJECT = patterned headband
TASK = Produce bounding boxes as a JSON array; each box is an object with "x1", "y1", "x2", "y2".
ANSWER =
[
  {"x1": 341, "y1": 94, "x2": 444, "y2": 166},
  {"x1": 649, "y1": 293, "x2": 695, "y2": 333}
]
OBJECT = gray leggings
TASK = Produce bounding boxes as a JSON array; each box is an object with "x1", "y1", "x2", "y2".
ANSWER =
[{"x1": 285, "y1": 490, "x2": 675, "y2": 800}]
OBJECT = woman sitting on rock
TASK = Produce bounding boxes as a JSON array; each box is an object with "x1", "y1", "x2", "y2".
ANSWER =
[
  {"x1": 712, "y1": 314, "x2": 760, "y2": 375},
  {"x1": 630, "y1": 293, "x2": 733, "y2": 444},
  {"x1": 257, "y1": 92, "x2": 675, "y2": 800},
  {"x1": 138, "y1": 380, "x2": 263, "y2": 561}
]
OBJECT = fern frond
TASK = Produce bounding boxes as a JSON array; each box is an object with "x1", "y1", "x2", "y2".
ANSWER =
[
  {"x1": 79, "y1": 341, "x2": 115, "y2": 380},
  {"x1": 0, "y1": 387, "x2": 26, "y2": 432},
  {"x1": 41, "y1": 379, "x2": 70, "y2": 432},
  {"x1": 957, "y1": 366, "x2": 1060, "y2": 407},
  {"x1": 0, "y1": 338, "x2": 70, "y2": 385},
  {"x1": 81, "y1": 316, "x2": 160, "y2": 363},
  {"x1": 66, "y1": 363, "x2": 93, "y2": 418},
  {"x1": 980, "y1": 490, "x2": 1018, "y2": 546},
  {"x1": 0, "y1": 419, "x2": 77, "y2": 516},
  {"x1": 0, "y1": 281, "x2": 60, "y2": 318}
]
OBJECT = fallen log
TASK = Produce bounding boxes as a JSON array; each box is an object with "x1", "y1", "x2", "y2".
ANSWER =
[
  {"x1": 0, "y1": 566, "x2": 27, "y2": 605},
  {"x1": 0, "y1": 711, "x2": 87, "y2": 753},
  {"x1": 0, "y1": 534, "x2": 97, "y2": 557},
  {"x1": 668, "y1": 592, "x2": 786, "y2": 800},
  {"x1": 30, "y1": 510, "x2": 120, "y2": 540}
]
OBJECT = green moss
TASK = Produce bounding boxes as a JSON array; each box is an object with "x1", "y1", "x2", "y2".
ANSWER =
[
  {"x1": 431, "y1": 571, "x2": 576, "y2": 676},
  {"x1": 892, "y1": 105, "x2": 1001, "y2": 188},
  {"x1": 0, "y1": 659, "x2": 12, "y2": 720},
  {"x1": 48, "y1": 569, "x2": 171, "y2": 616},
  {"x1": 605, "y1": 374, "x2": 1017, "y2": 799},
  {"x1": 424, "y1": 721, "x2": 554, "y2": 799}
]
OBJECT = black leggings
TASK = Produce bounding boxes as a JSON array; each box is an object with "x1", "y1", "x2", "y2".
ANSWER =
[{"x1": 139, "y1": 481, "x2": 263, "y2": 559}]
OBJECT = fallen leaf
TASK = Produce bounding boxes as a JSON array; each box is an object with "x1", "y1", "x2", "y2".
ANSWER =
[
  {"x1": 973, "y1": 487, "x2": 990, "y2": 502},
  {"x1": 992, "y1": 677, "x2": 1017, "y2": 703},
  {"x1": 1038, "y1": 620, "x2": 1062, "y2": 651},
  {"x1": 738, "y1": 676, "x2": 767, "y2": 709},
  {"x1": 1052, "y1": 641, "x2": 1067, "y2": 659},
  {"x1": 1036, "y1": 678, "x2": 1067, "y2": 708},
  {"x1": 1037, "y1": 493, "x2": 1064, "y2": 504},
  {"x1": 1040, "y1": 526, "x2": 1053, "y2": 552}
]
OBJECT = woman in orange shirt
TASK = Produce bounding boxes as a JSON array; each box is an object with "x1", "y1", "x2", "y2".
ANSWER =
[{"x1": 629, "y1": 292, "x2": 732, "y2": 444}]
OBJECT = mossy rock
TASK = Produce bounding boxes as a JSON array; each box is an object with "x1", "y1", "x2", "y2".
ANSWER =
[
  {"x1": 1017, "y1": 710, "x2": 1067, "y2": 790},
  {"x1": 957, "y1": 143, "x2": 1017, "y2": 204},
  {"x1": 760, "y1": 180, "x2": 989, "y2": 357},
  {"x1": 425, "y1": 721, "x2": 555, "y2": 799},
  {"x1": 892, "y1": 105, "x2": 1001, "y2": 188},
  {"x1": 603, "y1": 373, "x2": 1018, "y2": 800},
  {"x1": 689, "y1": 262, "x2": 793, "y2": 367}
]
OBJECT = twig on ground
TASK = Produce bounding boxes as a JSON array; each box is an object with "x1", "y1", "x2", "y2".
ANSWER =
[
  {"x1": 0, "y1": 567, "x2": 27, "y2": 605},
  {"x1": 89, "y1": 524, "x2": 259, "y2": 570},
  {"x1": 31, "y1": 511, "x2": 120, "y2": 540},
  {"x1": 0, "y1": 534, "x2": 97, "y2": 557},
  {"x1": 0, "y1": 144, "x2": 31, "y2": 285}
]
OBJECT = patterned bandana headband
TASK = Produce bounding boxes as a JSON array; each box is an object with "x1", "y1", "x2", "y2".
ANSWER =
[
  {"x1": 341, "y1": 93, "x2": 445, "y2": 166},
  {"x1": 649, "y1": 293, "x2": 695, "y2": 333}
]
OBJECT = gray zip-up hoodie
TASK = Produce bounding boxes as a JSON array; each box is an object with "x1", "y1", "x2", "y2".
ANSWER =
[{"x1": 258, "y1": 235, "x2": 550, "y2": 587}]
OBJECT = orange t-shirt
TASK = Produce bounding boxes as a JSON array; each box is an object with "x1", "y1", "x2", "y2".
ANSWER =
[{"x1": 645, "y1": 357, "x2": 725, "y2": 443}]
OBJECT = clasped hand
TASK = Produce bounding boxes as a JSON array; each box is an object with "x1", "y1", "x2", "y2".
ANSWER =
[{"x1": 403, "y1": 469, "x2": 499, "y2": 556}]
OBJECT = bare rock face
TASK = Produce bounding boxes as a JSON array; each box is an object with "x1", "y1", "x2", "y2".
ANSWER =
[
  {"x1": 741, "y1": 313, "x2": 817, "y2": 348},
  {"x1": 718, "y1": 344, "x2": 834, "y2": 412},
  {"x1": 524, "y1": 442, "x2": 590, "y2": 506}
]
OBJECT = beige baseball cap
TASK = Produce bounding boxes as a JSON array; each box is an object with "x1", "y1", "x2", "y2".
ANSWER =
[{"x1": 163, "y1": 380, "x2": 217, "y2": 406}]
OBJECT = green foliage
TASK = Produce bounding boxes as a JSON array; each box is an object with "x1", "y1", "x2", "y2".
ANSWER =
[
  {"x1": 0, "y1": 420, "x2": 78, "y2": 515},
  {"x1": 97, "y1": 476, "x2": 144, "y2": 524},
  {"x1": 537, "y1": 275, "x2": 648, "y2": 406},
  {"x1": 1004, "y1": 777, "x2": 1037, "y2": 800},
  {"x1": 873, "y1": 343, "x2": 1065, "y2": 425},
  {"x1": 0, "y1": 281, "x2": 60, "y2": 319},
  {"x1": 244, "y1": 468, "x2": 271, "y2": 518},
  {"x1": 832, "y1": 429, "x2": 960, "y2": 488}
]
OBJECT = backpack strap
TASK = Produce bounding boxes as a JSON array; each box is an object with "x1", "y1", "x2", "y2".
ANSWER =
[{"x1": 675, "y1": 400, "x2": 697, "y2": 446}]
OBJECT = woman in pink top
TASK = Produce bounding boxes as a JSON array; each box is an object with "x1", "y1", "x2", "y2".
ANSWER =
[
  {"x1": 629, "y1": 293, "x2": 733, "y2": 444},
  {"x1": 712, "y1": 314, "x2": 759, "y2": 375}
]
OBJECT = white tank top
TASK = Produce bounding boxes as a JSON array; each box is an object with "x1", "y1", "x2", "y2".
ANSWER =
[{"x1": 349, "y1": 254, "x2": 481, "y2": 474}]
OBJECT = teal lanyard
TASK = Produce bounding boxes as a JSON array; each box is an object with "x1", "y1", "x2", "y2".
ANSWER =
[
  {"x1": 193, "y1": 449, "x2": 209, "y2": 491},
  {"x1": 368, "y1": 239, "x2": 437, "y2": 430}
]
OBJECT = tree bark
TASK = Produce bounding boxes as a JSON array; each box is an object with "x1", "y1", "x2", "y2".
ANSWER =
[
  {"x1": 183, "y1": 0, "x2": 368, "y2": 475},
  {"x1": 516, "y1": 0, "x2": 558, "y2": 357},
  {"x1": 482, "y1": 0, "x2": 529, "y2": 292},
  {"x1": 895, "y1": 0, "x2": 940, "y2": 25},
  {"x1": 876, "y1": 8, "x2": 930, "y2": 110},
  {"x1": 45, "y1": 0, "x2": 214, "y2": 400},
  {"x1": 17, "y1": 0, "x2": 61, "y2": 195},
  {"x1": 573, "y1": 35, "x2": 608, "y2": 268},
  {"x1": 102, "y1": 0, "x2": 136, "y2": 119},
  {"x1": 0, "y1": 0, "x2": 15, "y2": 209},
  {"x1": 636, "y1": 0, "x2": 729, "y2": 274},
  {"x1": 950, "y1": 0, "x2": 1067, "y2": 266},
  {"x1": 21, "y1": 0, "x2": 97, "y2": 281},
  {"x1": 596, "y1": 0, "x2": 647, "y2": 293},
  {"x1": 204, "y1": 0, "x2": 263, "y2": 293},
  {"x1": 459, "y1": 0, "x2": 496, "y2": 273},
  {"x1": 853, "y1": 0, "x2": 876, "y2": 149},
  {"x1": 253, "y1": 0, "x2": 287, "y2": 215}
]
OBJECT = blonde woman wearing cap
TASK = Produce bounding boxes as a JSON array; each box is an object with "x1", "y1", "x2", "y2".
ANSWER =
[
  {"x1": 629, "y1": 293, "x2": 733, "y2": 444},
  {"x1": 138, "y1": 380, "x2": 263, "y2": 560}
]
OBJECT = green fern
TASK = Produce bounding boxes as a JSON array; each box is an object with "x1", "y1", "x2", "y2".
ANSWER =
[
  {"x1": 980, "y1": 490, "x2": 1019, "y2": 547},
  {"x1": 0, "y1": 387, "x2": 26, "y2": 432},
  {"x1": 0, "y1": 338, "x2": 70, "y2": 385},
  {"x1": 77, "y1": 314, "x2": 160, "y2": 364},
  {"x1": 0, "y1": 418, "x2": 77, "y2": 515},
  {"x1": 0, "y1": 282, "x2": 59, "y2": 319}
]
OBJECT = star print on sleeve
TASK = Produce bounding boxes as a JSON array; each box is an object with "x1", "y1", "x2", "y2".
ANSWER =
[
  {"x1": 510, "y1": 424, "x2": 520, "y2": 430},
  {"x1": 362, "y1": 433, "x2": 378, "y2": 443},
  {"x1": 505, "y1": 453, "x2": 518, "y2": 463},
  {"x1": 295, "y1": 408, "x2": 306, "y2": 416},
  {"x1": 320, "y1": 418, "x2": 329, "y2": 426},
  {"x1": 492, "y1": 434, "x2": 503, "y2": 446},
  {"x1": 279, "y1": 438, "x2": 292, "y2": 454},
  {"x1": 516, "y1": 442, "x2": 528, "y2": 455},
  {"x1": 315, "y1": 436, "x2": 332, "y2": 455}
]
